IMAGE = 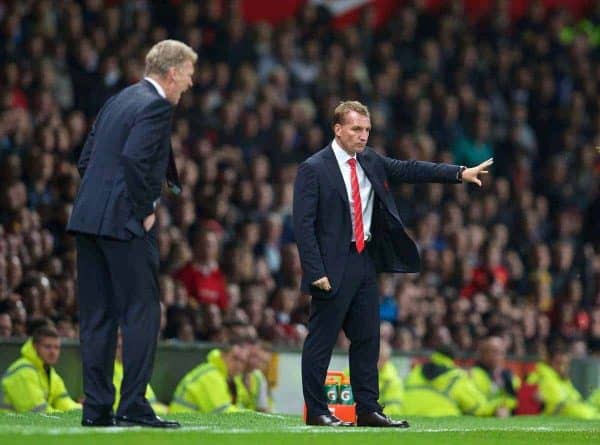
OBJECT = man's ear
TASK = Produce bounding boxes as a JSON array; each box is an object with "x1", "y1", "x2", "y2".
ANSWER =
[
  {"x1": 167, "y1": 66, "x2": 177, "y2": 82},
  {"x1": 333, "y1": 123, "x2": 341, "y2": 137}
]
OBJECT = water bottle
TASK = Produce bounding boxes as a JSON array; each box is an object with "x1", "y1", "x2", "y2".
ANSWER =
[
  {"x1": 339, "y1": 375, "x2": 354, "y2": 405},
  {"x1": 324, "y1": 376, "x2": 340, "y2": 404}
]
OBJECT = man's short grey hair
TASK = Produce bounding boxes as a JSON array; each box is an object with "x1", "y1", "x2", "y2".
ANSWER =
[{"x1": 144, "y1": 40, "x2": 198, "y2": 77}]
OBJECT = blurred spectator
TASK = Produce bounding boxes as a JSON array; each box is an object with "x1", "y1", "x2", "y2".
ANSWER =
[
  {"x1": 0, "y1": 0, "x2": 597, "y2": 359},
  {"x1": 453, "y1": 116, "x2": 494, "y2": 167},
  {"x1": 54, "y1": 315, "x2": 76, "y2": 339},
  {"x1": 174, "y1": 229, "x2": 229, "y2": 311},
  {"x1": 0, "y1": 326, "x2": 81, "y2": 413},
  {"x1": 527, "y1": 341, "x2": 600, "y2": 419},
  {"x1": 0, "y1": 313, "x2": 12, "y2": 338},
  {"x1": 236, "y1": 341, "x2": 273, "y2": 412},
  {"x1": 169, "y1": 340, "x2": 250, "y2": 413},
  {"x1": 377, "y1": 339, "x2": 405, "y2": 417},
  {"x1": 113, "y1": 332, "x2": 167, "y2": 415},
  {"x1": 403, "y1": 345, "x2": 511, "y2": 417},
  {"x1": 470, "y1": 335, "x2": 521, "y2": 412}
]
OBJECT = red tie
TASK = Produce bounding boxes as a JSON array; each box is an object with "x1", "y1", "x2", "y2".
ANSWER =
[{"x1": 348, "y1": 158, "x2": 364, "y2": 253}]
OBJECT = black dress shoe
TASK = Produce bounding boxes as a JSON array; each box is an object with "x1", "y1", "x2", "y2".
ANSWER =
[
  {"x1": 306, "y1": 414, "x2": 354, "y2": 427},
  {"x1": 116, "y1": 415, "x2": 181, "y2": 428},
  {"x1": 356, "y1": 411, "x2": 410, "y2": 428},
  {"x1": 81, "y1": 417, "x2": 116, "y2": 427}
]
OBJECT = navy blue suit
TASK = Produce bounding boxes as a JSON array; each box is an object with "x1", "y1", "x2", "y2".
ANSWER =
[
  {"x1": 293, "y1": 144, "x2": 460, "y2": 417},
  {"x1": 67, "y1": 80, "x2": 179, "y2": 422}
]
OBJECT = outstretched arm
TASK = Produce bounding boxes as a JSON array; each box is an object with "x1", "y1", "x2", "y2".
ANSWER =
[
  {"x1": 382, "y1": 155, "x2": 493, "y2": 186},
  {"x1": 382, "y1": 157, "x2": 461, "y2": 184},
  {"x1": 460, "y1": 158, "x2": 493, "y2": 187}
]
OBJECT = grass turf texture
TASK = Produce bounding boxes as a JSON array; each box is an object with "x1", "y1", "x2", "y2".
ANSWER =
[{"x1": 1, "y1": 412, "x2": 598, "y2": 445}]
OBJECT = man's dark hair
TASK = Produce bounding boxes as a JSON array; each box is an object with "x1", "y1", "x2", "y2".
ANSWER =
[
  {"x1": 547, "y1": 338, "x2": 570, "y2": 358},
  {"x1": 435, "y1": 344, "x2": 458, "y2": 360},
  {"x1": 27, "y1": 318, "x2": 55, "y2": 336},
  {"x1": 221, "y1": 335, "x2": 256, "y2": 352},
  {"x1": 32, "y1": 325, "x2": 59, "y2": 344}
]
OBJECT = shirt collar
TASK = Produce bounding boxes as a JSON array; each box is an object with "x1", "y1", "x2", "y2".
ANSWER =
[
  {"x1": 144, "y1": 76, "x2": 166, "y2": 99},
  {"x1": 331, "y1": 138, "x2": 356, "y2": 165}
]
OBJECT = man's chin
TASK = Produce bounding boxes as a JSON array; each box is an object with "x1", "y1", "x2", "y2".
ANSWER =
[{"x1": 355, "y1": 146, "x2": 366, "y2": 152}]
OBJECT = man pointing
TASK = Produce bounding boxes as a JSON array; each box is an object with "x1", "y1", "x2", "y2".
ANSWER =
[{"x1": 293, "y1": 100, "x2": 491, "y2": 427}]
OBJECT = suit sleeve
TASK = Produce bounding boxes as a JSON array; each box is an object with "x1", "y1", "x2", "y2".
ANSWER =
[
  {"x1": 121, "y1": 99, "x2": 173, "y2": 220},
  {"x1": 77, "y1": 96, "x2": 115, "y2": 178},
  {"x1": 293, "y1": 162, "x2": 326, "y2": 284},
  {"x1": 382, "y1": 156, "x2": 461, "y2": 184}
]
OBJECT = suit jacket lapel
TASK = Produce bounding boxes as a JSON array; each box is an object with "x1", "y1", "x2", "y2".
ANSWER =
[
  {"x1": 357, "y1": 150, "x2": 385, "y2": 201},
  {"x1": 358, "y1": 149, "x2": 402, "y2": 221},
  {"x1": 323, "y1": 145, "x2": 349, "y2": 206}
]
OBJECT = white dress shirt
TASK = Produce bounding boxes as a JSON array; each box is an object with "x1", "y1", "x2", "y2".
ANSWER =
[
  {"x1": 144, "y1": 76, "x2": 166, "y2": 99},
  {"x1": 331, "y1": 138, "x2": 373, "y2": 242}
]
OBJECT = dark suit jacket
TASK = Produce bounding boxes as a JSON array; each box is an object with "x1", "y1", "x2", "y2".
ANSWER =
[
  {"x1": 292, "y1": 144, "x2": 461, "y2": 295},
  {"x1": 67, "y1": 80, "x2": 179, "y2": 240}
]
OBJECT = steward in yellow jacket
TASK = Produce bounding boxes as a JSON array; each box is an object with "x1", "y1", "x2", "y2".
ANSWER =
[
  {"x1": 0, "y1": 327, "x2": 80, "y2": 413},
  {"x1": 236, "y1": 369, "x2": 270, "y2": 412},
  {"x1": 236, "y1": 342, "x2": 273, "y2": 412},
  {"x1": 470, "y1": 335, "x2": 521, "y2": 411},
  {"x1": 377, "y1": 340, "x2": 405, "y2": 416},
  {"x1": 587, "y1": 387, "x2": 600, "y2": 410},
  {"x1": 113, "y1": 360, "x2": 167, "y2": 415},
  {"x1": 402, "y1": 347, "x2": 509, "y2": 417},
  {"x1": 112, "y1": 332, "x2": 167, "y2": 414},
  {"x1": 526, "y1": 344, "x2": 600, "y2": 419},
  {"x1": 169, "y1": 343, "x2": 249, "y2": 413}
]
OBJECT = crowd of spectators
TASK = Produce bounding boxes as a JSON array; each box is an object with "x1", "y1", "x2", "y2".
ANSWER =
[{"x1": 1, "y1": 0, "x2": 600, "y2": 359}]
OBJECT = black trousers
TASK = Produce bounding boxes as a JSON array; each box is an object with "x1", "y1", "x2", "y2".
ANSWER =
[
  {"x1": 302, "y1": 245, "x2": 381, "y2": 417},
  {"x1": 76, "y1": 228, "x2": 160, "y2": 421}
]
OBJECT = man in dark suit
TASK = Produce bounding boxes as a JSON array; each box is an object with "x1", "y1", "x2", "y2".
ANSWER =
[
  {"x1": 67, "y1": 40, "x2": 197, "y2": 428},
  {"x1": 293, "y1": 101, "x2": 492, "y2": 427}
]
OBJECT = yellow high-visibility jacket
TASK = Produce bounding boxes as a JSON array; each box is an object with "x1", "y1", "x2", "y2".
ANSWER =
[
  {"x1": 587, "y1": 387, "x2": 600, "y2": 410},
  {"x1": 402, "y1": 352, "x2": 505, "y2": 417},
  {"x1": 169, "y1": 349, "x2": 243, "y2": 413},
  {"x1": 112, "y1": 360, "x2": 167, "y2": 414},
  {"x1": 470, "y1": 365, "x2": 521, "y2": 410},
  {"x1": 0, "y1": 339, "x2": 81, "y2": 413},
  {"x1": 236, "y1": 369, "x2": 271, "y2": 412},
  {"x1": 378, "y1": 361, "x2": 405, "y2": 417},
  {"x1": 526, "y1": 362, "x2": 600, "y2": 419}
]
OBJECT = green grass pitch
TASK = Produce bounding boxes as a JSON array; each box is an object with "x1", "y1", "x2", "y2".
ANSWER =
[{"x1": 1, "y1": 412, "x2": 598, "y2": 445}]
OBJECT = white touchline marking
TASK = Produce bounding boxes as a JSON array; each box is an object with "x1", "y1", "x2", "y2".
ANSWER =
[
  {"x1": 1, "y1": 425, "x2": 599, "y2": 436},
  {"x1": 253, "y1": 412, "x2": 288, "y2": 419}
]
